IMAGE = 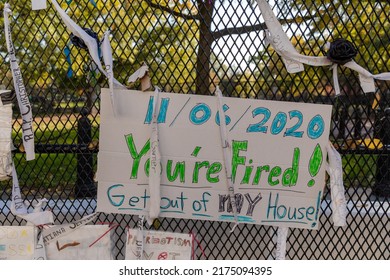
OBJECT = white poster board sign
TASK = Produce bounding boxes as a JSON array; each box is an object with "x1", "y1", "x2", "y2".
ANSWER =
[
  {"x1": 97, "y1": 89, "x2": 332, "y2": 230},
  {"x1": 125, "y1": 229, "x2": 192, "y2": 260},
  {"x1": 0, "y1": 226, "x2": 35, "y2": 260},
  {"x1": 45, "y1": 225, "x2": 112, "y2": 260}
]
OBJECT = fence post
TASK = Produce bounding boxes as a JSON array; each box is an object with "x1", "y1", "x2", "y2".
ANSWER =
[
  {"x1": 374, "y1": 108, "x2": 390, "y2": 198},
  {"x1": 75, "y1": 108, "x2": 96, "y2": 198}
]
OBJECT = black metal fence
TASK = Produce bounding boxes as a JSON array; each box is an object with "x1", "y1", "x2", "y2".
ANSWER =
[{"x1": 0, "y1": 0, "x2": 389, "y2": 259}]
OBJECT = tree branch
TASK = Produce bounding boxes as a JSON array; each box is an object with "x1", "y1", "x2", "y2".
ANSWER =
[
  {"x1": 145, "y1": 0, "x2": 200, "y2": 21},
  {"x1": 213, "y1": 23, "x2": 267, "y2": 40},
  {"x1": 213, "y1": 15, "x2": 315, "y2": 40}
]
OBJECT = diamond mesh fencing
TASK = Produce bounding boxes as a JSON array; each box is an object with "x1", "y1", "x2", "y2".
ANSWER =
[{"x1": 0, "y1": 0, "x2": 389, "y2": 260}]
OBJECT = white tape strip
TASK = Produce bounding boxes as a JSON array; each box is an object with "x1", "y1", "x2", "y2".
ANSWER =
[
  {"x1": 135, "y1": 216, "x2": 145, "y2": 260},
  {"x1": 4, "y1": 4, "x2": 35, "y2": 161},
  {"x1": 11, "y1": 161, "x2": 54, "y2": 225},
  {"x1": 326, "y1": 143, "x2": 347, "y2": 227},
  {"x1": 42, "y1": 212, "x2": 98, "y2": 245}
]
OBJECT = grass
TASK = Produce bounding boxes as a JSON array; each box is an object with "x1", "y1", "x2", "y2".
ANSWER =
[
  {"x1": 14, "y1": 153, "x2": 78, "y2": 188},
  {"x1": 342, "y1": 154, "x2": 377, "y2": 188},
  {"x1": 0, "y1": 114, "x2": 99, "y2": 196}
]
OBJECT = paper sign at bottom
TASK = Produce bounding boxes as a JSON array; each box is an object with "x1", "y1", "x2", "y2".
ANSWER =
[
  {"x1": 0, "y1": 226, "x2": 35, "y2": 260},
  {"x1": 45, "y1": 225, "x2": 113, "y2": 260},
  {"x1": 126, "y1": 229, "x2": 193, "y2": 260},
  {"x1": 32, "y1": 0, "x2": 47, "y2": 10}
]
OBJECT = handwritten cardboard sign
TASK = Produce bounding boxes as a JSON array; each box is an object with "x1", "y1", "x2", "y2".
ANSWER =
[
  {"x1": 125, "y1": 229, "x2": 192, "y2": 260},
  {"x1": 97, "y1": 89, "x2": 332, "y2": 229},
  {"x1": 0, "y1": 226, "x2": 35, "y2": 260}
]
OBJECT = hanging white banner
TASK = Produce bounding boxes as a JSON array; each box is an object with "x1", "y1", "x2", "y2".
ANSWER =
[
  {"x1": 0, "y1": 96, "x2": 13, "y2": 181},
  {"x1": 216, "y1": 87, "x2": 239, "y2": 230},
  {"x1": 148, "y1": 88, "x2": 162, "y2": 222},
  {"x1": 97, "y1": 88, "x2": 332, "y2": 230},
  {"x1": 33, "y1": 234, "x2": 47, "y2": 260},
  {"x1": 326, "y1": 143, "x2": 347, "y2": 227},
  {"x1": 256, "y1": 0, "x2": 390, "y2": 95},
  {"x1": 3, "y1": 4, "x2": 35, "y2": 161},
  {"x1": 45, "y1": 225, "x2": 113, "y2": 260}
]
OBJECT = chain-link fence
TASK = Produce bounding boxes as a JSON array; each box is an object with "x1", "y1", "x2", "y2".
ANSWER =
[{"x1": 0, "y1": 0, "x2": 389, "y2": 259}]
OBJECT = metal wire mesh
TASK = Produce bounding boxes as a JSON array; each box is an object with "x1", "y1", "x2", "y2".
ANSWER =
[{"x1": 0, "y1": 0, "x2": 389, "y2": 260}]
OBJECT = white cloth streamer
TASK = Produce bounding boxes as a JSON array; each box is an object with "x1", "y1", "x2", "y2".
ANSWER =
[
  {"x1": 127, "y1": 64, "x2": 149, "y2": 84},
  {"x1": 215, "y1": 86, "x2": 239, "y2": 231},
  {"x1": 0, "y1": 97, "x2": 12, "y2": 181},
  {"x1": 101, "y1": 31, "x2": 117, "y2": 114},
  {"x1": 49, "y1": 0, "x2": 125, "y2": 89},
  {"x1": 33, "y1": 234, "x2": 47, "y2": 260},
  {"x1": 31, "y1": 0, "x2": 47, "y2": 10}
]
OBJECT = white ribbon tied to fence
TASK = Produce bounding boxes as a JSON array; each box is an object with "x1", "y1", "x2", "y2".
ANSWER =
[
  {"x1": 256, "y1": 0, "x2": 390, "y2": 95},
  {"x1": 3, "y1": 3, "x2": 35, "y2": 161},
  {"x1": 216, "y1": 86, "x2": 239, "y2": 231}
]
